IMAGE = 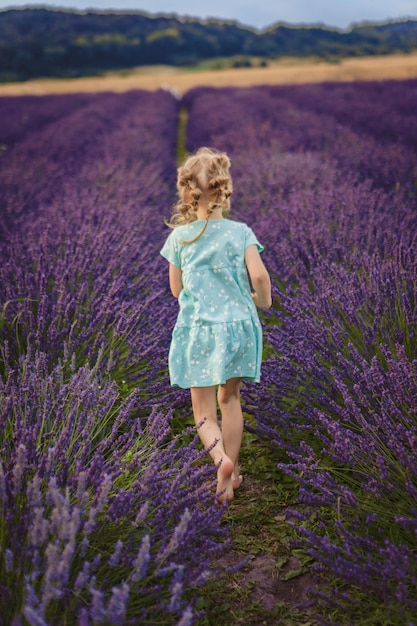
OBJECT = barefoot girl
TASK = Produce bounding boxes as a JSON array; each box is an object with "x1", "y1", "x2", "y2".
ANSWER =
[{"x1": 160, "y1": 147, "x2": 272, "y2": 503}]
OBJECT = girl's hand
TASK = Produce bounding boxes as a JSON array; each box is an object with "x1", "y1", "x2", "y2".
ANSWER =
[
  {"x1": 252, "y1": 291, "x2": 272, "y2": 310},
  {"x1": 245, "y1": 245, "x2": 272, "y2": 309}
]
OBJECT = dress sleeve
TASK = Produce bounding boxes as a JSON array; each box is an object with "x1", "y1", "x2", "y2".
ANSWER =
[
  {"x1": 244, "y1": 225, "x2": 264, "y2": 253},
  {"x1": 160, "y1": 230, "x2": 181, "y2": 267}
]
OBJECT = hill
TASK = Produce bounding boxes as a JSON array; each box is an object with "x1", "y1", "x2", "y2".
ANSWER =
[{"x1": 0, "y1": 7, "x2": 417, "y2": 82}]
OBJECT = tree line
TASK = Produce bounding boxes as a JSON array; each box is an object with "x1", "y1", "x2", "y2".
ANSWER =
[{"x1": 0, "y1": 7, "x2": 416, "y2": 81}]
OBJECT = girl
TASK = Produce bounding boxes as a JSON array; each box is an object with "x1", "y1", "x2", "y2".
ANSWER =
[{"x1": 160, "y1": 147, "x2": 272, "y2": 503}]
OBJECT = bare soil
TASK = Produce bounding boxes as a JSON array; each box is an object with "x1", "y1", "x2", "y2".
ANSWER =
[
  {"x1": 241, "y1": 554, "x2": 311, "y2": 610},
  {"x1": 1, "y1": 52, "x2": 417, "y2": 96},
  {"x1": 202, "y1": 455, "x2": 317, "y2": 626}
]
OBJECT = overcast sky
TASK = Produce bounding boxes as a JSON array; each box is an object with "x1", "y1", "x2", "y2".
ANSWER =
[{"x1": 0, "y1": 0, "x2": 416, "y2": 30}]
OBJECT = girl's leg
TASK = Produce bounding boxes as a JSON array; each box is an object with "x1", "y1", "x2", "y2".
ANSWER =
[
  {"x1": 191, "y1": 386, "x2": 234, "y2": 503},
  {"x1": 217, "y1": 378, "x2": 243, "y2": 489}
]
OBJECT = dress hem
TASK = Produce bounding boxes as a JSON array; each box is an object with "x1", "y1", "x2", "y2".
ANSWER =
[{"x1": 170, "y1": 375, "x2": 261, "y2": 389}]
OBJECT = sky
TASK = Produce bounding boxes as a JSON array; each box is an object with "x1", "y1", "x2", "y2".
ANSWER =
[{"x1": 0, "y1": 0, "x2": 416, "y2": 30}]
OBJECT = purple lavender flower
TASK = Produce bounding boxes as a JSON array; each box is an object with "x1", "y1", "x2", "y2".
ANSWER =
[
  {"x1": 0, "y1": 88, "x2": 230, "y2": 625},
  {"x1": 2, "y1": 78, "x2": 416, "y2": 625},
  {"x1": 131, "y1": 535, "x2": 151, "y2": 583},
  {"x1": 185, "y1": 81, "x2": 417, "y2": 623}
]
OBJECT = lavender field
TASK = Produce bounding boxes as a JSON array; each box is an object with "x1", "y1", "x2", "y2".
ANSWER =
[{"x1": 0, "y1": 79, "x2": 416, "y2": 625}]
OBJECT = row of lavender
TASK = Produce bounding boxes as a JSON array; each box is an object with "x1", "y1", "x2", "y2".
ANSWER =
[
  {"x1": 0, "y1": 91, "x2": 228, "y2": 625},
  {"x1": 184, "y1": 80, "x2": 417, "y2": 624}
]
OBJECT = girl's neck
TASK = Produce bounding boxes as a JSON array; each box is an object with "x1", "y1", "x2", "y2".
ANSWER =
[{"x1": 196, "y1": 203, "x2": 224, "y2": 221}]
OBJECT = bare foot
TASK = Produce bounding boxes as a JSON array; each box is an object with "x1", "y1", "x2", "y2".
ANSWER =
[
  {"x1": 232, "y1": 468, "x2": 243, "y2": 490},
  {"x1": 216, "y1": 455, "x2": 234, "y2": 504}
]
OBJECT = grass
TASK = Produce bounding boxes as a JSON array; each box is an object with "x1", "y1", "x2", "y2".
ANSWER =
[
  {"x1": 171, "y1": 405, "x2": 318, "y2": 625},
  {"x1": 176, "y1": 105, "x2": 188, "y2": 165},
  {"x1": 195, "y1": 429, "x2": 317, "y2": 625},
  {"x1": 1, "y1": 52, "x2": 417, "y2": 96}
]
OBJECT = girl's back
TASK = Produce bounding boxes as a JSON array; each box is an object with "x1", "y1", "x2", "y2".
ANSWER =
[{"x1": 161, "y1": 218, "x2": 263, "y2": 327}]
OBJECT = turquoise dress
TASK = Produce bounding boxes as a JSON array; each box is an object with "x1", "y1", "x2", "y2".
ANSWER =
[{"x1": 160, "y1": 218, "x2": 264, "y2": 388}]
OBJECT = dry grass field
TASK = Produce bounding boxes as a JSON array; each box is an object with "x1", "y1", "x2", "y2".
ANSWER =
[{"x1": 1, "y1": 52, "x2": 417, "y2": 96}]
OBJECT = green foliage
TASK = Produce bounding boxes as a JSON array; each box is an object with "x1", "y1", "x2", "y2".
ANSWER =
[
  {"x1": 147, "y1": 28, "x2": 181, "y2": 43},
  {"x1": 176, "y1": 106, "x2": 188, "y2": 165},
  {"x1": 0, "y1": 8, "x2": 416, "y2": 81},
  {"x1": 194, "y1": 432, "x2": 316, "y2": 625}
]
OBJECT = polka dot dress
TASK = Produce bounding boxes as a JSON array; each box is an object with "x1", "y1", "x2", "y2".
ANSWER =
[{"x1": 160, "y1": 219, "x2": 264, "y2": 388}]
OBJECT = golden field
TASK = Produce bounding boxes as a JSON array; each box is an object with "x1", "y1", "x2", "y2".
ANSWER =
[{"x1": 0, "y1": 52, "x2": 417, "y2": 96}]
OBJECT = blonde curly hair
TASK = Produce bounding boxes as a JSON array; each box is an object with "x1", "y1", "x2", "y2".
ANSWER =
[{"x1": 167, "y1": 146, "x2": 233, "y2": 245}]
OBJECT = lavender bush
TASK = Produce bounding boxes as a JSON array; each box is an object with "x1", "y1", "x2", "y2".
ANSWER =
[
  {"x1": 184, "y1": 81, "x2": 417, "y2": 623},
  {"x1": 1, "y1": 348, "x2": 226, "y2": 624},
  {"x1": 2, "y1": 78, "x2": 416, "y2": 624},
  {"x1": 0, "y1": 89, "x2": 229, "y2": 624}
]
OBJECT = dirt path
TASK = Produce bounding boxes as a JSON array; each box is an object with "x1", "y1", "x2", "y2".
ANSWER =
[
  {"x1": 1, "y1": 52, "x2": 417, "y2": 96},
  {"x1": 200, "y1": 434, "x2": 317, "y2": 625}
]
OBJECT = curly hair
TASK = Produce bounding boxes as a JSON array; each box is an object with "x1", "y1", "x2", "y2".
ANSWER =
[{"x1": 167, "y1": 147, "x2": 233, "y2": 245}]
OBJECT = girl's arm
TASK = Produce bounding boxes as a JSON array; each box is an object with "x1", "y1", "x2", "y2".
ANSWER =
[
  {"x1": 169, "y1": 263, "x2": 183, "y2": 298},
  {"x1": 245, "y1": 245, "x2": 272, "y2": 309}
]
